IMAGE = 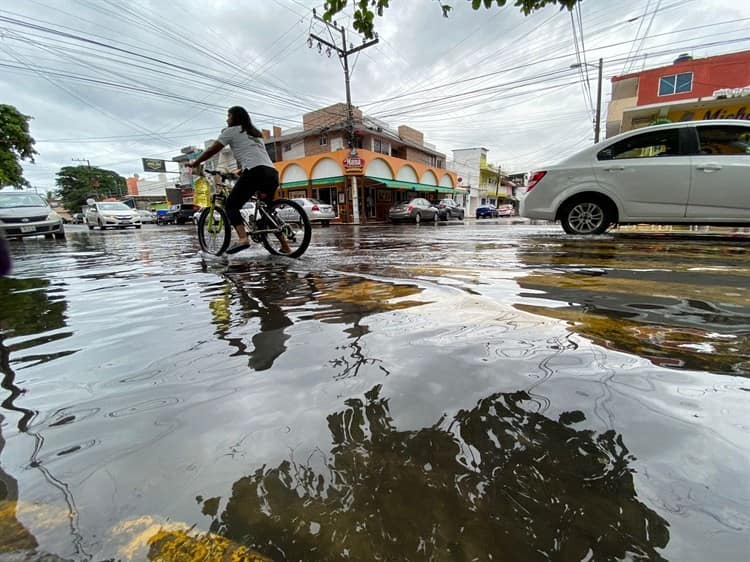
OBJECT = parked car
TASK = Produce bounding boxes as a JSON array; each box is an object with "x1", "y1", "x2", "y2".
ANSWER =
[
  {"x1": 136, "y1": 209, "x2": 156, "y2": 224},
  {"x1": 520, "y1": 119, "x2": 750, "y2": 235},
  {"x1": 71, "y1": 212, "x2": 85, "y2": 224},
  {"x1": 475, "y1": 204, "x2": 499, "y2": 219},
  {"x1": 435, "y1": 198, "x2": 465, "y2": 220},
  {"x1": 157, "y1": 204, "x2": 197, "y2": 225},
  {"x1": 85, "y1": 200, "x2": 141, "y2": 230},
  {"x1": 0, "y1": 191, "x2": 65, "y2": 240},
  {"x1": 388, "y1": 198, "x2": 439, "y2": 223},
  {"x1": 496, "y1": 204, "x2": 515, "y2": 217},
  {"x1": 240, "y1": 201, "x2": 256, "y2": 223},
  {"x1": 287, "y1": 198, "x2": 336, "y2": 225}
]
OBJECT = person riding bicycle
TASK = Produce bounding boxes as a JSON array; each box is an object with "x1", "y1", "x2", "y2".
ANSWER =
[{"x1": 188, "y1": 106, "x2": 292, "y2": 254}]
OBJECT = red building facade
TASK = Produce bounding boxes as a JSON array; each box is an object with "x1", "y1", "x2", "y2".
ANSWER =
[{"x1": 607, "y1": 50, "x2": 750, "y2": 136}]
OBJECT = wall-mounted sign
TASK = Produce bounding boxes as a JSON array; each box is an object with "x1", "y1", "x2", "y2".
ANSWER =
[
  {"x1": 669, "y1": 103, "x2": 750, "y2": 122},
  {"x1": 142, "y1": 158, "x2": 167, "y2": 173},
  {"x1": 343, "y1": 156, "x2": 365, "y2": 175},
  {"x1": 712, "y1": 86, "x2": 750, "y2": 98}
]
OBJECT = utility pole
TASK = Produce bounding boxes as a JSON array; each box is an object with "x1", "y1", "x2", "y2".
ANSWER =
[
  {"x1": 310, "y1": 9, "x2": 378, "y2": 224},
  {"x1": 570, "y1": 57, "x2": 604, "y2": 143},
  {"x1": 72, "y1": 158, "x2": 101, "y2": 195},
  {"x1": 594, "y1": 57, "x2": 603, "y2": 143}
]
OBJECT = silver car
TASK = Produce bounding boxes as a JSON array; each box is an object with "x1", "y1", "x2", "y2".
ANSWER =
[
  {"x1": 0, "y1": 191, "x2": 66, "y2": 240},
  {"x1": 85, "y1": 201, "x2": 141, "y2": 230},
  {"x1": 388, "y1": 198, "x2": 439, "y2": 223},
  {"x1": 288, "y1": 198, "x2": 337, "y2": 225}
]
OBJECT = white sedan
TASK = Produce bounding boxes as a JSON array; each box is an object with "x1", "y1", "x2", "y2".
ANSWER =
[
  {"x1": 85, "y1": 201, "x2": 141, "y2": 230},
  {"x1": 520, "y1": 119, "x2": 750, "y2": 235}
]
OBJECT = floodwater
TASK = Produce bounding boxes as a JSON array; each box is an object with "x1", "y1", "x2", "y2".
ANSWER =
[{"x1": 1, "y1": 223, "x2": 749, "y2": 561}]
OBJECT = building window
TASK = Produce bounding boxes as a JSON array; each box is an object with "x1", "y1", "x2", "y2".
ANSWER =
[
  {"x1": 284, "y1": 143, "x2": 292, "y2": 152},
  {"x1": 320, "y1": 134, "x2": 328, "y2": 146},
  {"x1": 373, "y1": 138, "x2": 390, "y2": 155},
  {"x1": 658, "y1": 72, "x2": 693, "y2": 96},
  {"x1": 427, "y1": 154, "x2": 442, "y2": 167}
]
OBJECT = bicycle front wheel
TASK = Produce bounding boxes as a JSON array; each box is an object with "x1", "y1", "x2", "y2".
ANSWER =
[
  {"x1": 260, "y1": 198, "x2": 312, "y2": 258},
  {"x1": 197, "y1": 206, "x2": 231, "y2": 255}
]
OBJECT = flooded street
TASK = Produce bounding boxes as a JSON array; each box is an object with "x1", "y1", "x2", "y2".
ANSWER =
[{"x1": 1, "y1": 222, "x2": 749, "y2": 561}]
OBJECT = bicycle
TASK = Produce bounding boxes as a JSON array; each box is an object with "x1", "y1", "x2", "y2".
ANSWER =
[{"x1": 194, "y1": 169, "x2": 312, "y2": 258}]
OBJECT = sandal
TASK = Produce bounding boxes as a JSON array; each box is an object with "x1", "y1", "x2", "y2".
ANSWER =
[{"x1": 225, "y1": 241, "x2": 250, "y2": 255}]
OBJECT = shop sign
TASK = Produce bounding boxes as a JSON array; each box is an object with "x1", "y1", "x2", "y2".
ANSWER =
[
  {"x1": 343, "y1": 156, "x2": 365, "y2": 175},
  {"x1": 712, "y1": 86, "x2": 750, "y2": 98},
  {"x1": 668, "y1": 103, "x2": 750, "y2": 122},
  {"x1": 142, "y1": 158, "x2": 167, "y2": 173}
]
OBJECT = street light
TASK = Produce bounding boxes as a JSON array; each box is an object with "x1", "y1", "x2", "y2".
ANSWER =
[{"x1": 571, "y1": 58, "x2": 603, "y2": 143}]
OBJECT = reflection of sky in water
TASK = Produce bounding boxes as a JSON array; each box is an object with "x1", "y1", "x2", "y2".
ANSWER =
[{"x1": 0, "y1": 227, "x2": 749, "y2": 560}]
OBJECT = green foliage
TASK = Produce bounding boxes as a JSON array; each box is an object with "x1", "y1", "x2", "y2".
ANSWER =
[
  {"x1": 323, "y1": 0, "x2": 581, "y2": 39},
  {"x1": 0, "y1": 104, "x2": 38, "y2": 189},
  {"x1": 55, "y1": 165, "x2": 127, "y2": 212},
  {"x1": 650, "y1": 117, "x2": 673, "y2": 126}
]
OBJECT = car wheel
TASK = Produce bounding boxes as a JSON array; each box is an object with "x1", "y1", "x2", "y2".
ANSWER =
[
  {"x1": 135, "y1": 225, "x2": 142, "y2": 229},
  {"x1": 433, "y1": 211, "x2": 438, "y2": 223},
  {"x1": 560, "y1": 197, "x2": 613, "y2": 235},
  {"x1": 54, "y1": 230, "x2": 66, "y2": 240},
  {"x1": 88, "y1": 224, "x2": 94, "y2": 230},
  {"x1": 415, "y1": 212, "x2": 421, "y2": 224}
]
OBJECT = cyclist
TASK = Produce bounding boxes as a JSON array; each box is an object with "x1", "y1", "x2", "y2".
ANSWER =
[{"x1": 189, "y1": 106, "x2": 292, "y2": 254}]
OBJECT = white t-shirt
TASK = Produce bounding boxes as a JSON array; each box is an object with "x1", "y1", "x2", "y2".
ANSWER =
[{"x1": 216, "y1": 126, "x2": 273, "y2": 170}]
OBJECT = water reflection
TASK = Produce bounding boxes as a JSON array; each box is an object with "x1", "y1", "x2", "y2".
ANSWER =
[
  {"x1": 207, "y1": 262, "x2": 425, "y2": 374},
  {"x1": 195, "y1": 386, "x2": 669, "y2": 561},
  {"x1": 516, "y1": 237, "x2": 750, "y2": 375},
  {"x1": 0, "y1": 414, "x2": 38, "y2": 555}
]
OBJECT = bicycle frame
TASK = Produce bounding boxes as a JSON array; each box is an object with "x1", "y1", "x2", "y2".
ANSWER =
[{"x1": 202, "y1": 170, "x2": 281, "y2": 239}]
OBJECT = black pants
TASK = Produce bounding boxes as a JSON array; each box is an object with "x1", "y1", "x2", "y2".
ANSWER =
[{"x1": 226, "y1": 165, "x2": 279, "y2": 226}]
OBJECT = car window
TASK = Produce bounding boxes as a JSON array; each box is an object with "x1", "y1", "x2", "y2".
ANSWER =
[
  {"x1": 600, "y1": 129, "x2": 680, "y2": 160},
  {"x1": 0, "y1": 194, "x2": 48, "y2": 208},
  {"x1": 96, "y1": 203, "x2": 130, "y2": 211},
  {"x1": 696, "y1": 125, "x2": 750, "y2": 155}
]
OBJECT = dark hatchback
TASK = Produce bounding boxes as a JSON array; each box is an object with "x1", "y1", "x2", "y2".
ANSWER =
[
  {"x1": 157, "y1": 204, "x2": 198, "y2": 225},
  {"x1": 475, "y1": 204, "x2": 499, "y2": 219}
]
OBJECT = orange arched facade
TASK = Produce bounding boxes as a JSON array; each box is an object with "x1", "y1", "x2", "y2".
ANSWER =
[
  {"x1": 274, "y1": 148, "x2": 457, "y2": 188},
  {"x1": 273, "y1": 148, "x2": 460, "y2": 223}
]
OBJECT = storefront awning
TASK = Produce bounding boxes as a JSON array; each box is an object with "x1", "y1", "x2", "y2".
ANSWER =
[
  {"x1": 367, "y1": 176, "x2": 459, "y2": 194},
  {"x1": 311, "y1": 175, "x2": 345, "y2": 186},
  {"x1": 280, "y1": 176, "x2": 345, "y2": 189}
]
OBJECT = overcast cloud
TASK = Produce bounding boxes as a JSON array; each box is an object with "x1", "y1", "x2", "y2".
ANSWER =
[{"x1": 1, "y1": 0, "x2": 749, "y2": 191}]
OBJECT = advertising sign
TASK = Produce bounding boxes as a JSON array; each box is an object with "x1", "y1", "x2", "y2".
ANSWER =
[
  {"x1": 669, "y1": 103, "x2": 750, "y2": 122},
  {"x1": 343, "y1": 156, "x2": 365, "y2": 175},
  {"x1": 142, "y1": 158, "x2": 167, "y2": 173}
]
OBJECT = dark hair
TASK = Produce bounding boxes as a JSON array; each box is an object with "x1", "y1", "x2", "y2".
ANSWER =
[{"x1": 228, "y1": 106, "x2": 262, "y2": 138}]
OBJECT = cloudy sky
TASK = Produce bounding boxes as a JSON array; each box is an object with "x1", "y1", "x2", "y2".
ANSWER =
[{"x1": 1, "y1": 0, "x2": 749, "y2": 191}]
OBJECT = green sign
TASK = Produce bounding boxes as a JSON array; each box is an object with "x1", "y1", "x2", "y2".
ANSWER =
[{"x1": 142, "y1": 158, "x2": 167, "y2": 173}]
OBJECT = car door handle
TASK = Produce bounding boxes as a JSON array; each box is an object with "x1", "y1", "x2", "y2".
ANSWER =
[
  {"x1": 696, "y1": 164, "x2": 722, "y2": 172},
  {"x1": 602, "y1": 165, "x2": 625, "y2": 171}
]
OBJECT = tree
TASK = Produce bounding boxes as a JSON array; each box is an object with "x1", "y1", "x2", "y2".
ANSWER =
[
  {"x1": 55, "y1": 165, "x2": 127, "y2": 212},
  {"x1": 322, "y1": 0, "x2": 583, "y2": 39},
  {"x1": 0, "y1": 104, "x2": 38, "y2": 189}
]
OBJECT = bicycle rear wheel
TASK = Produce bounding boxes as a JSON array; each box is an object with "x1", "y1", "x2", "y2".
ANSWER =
[
  {"x1": 260, "y1": 198, "x2": 312, "y2": 258},
  {"x1": 197, "y1": 206, "x2": 231, "y2": 255}
]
